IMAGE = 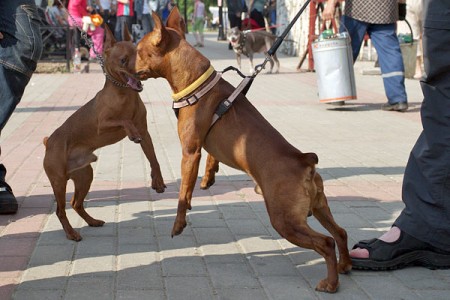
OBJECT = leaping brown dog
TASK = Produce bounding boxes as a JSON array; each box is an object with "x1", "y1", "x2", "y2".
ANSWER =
[
  {"x1": 43, "y1": 26, "x2": 166, "y2": 241},
  {"x1": 135, "y1": 8, "x2": 351, "y2": 293}
]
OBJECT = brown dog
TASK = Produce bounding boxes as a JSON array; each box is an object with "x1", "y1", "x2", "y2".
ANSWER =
[
  {"x1": 43, "y1": 26, "x2": 166, "y2": 241},
  {"x1": 135, "y1": 8, "x2": 351, "y2": 293}
]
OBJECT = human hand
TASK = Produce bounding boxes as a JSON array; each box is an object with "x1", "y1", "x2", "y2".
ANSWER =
[
  {"x1": 322, "y1": 0, "x2": 337, "y2": 22},
  {"x1": 398, "y1": 2, "x2": 407, "y2": 20},
  {"x1": 0, "y1": 32, "x2": 3, "y2": 39}
]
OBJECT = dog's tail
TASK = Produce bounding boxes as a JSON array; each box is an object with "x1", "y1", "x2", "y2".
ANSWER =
[
  {"x1": 43, "y1": 136, "x2": 49, "y2": 147},
  {"x1": 300, "y1": 152, "x2": 318, "y2": 180},
  {"x1": 301, "y1": 152, "x2": 318, "y2": 165}
]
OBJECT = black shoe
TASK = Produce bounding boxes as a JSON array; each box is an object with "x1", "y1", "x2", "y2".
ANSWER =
[
  {"x1": 381, "y1": 102, "x2": 408, "y2": 112},
  {"x1": 0, "y1": 182, "x2": 17, "y2": 214}
]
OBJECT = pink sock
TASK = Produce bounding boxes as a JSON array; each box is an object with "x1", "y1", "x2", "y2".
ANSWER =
[{"x1": 350, "y1": 226, "x2": 401, "y2": 258}]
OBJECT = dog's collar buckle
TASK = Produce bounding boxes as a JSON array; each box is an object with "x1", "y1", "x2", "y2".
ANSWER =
[{"x1": 186, "y1": 95, "x2": 199, "y2": 106}]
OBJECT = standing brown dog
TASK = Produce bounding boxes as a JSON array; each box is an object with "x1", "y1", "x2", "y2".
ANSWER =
[
  {"x1": 43, "y1": 26, "x2": 166, "y2": 241},
  {"x1": 136, "y1": 8, "x2": 351, "y2": 293}
]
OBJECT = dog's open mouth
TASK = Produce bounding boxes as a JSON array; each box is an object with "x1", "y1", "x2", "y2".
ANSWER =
[{"x1": 126, "y1": 75, "x2": 143, "y2": 92}]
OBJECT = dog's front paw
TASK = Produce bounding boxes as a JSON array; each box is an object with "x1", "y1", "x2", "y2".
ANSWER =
[
  {"x1": 66, "y1": 230, "x2": 82, "y2": 242},
  {"x1": 315, "y1": 278, "x2": 339, "y2": 293},
  {"x1": 151, "y1": 177, "x2": 166, "y2": 193},
  {"x1": 151, "y1": 171, "x2": 166, "y2": 193}
]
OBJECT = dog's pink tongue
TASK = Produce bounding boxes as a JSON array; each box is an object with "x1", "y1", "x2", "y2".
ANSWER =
[{"x1": 127, "y1": 77, "x2": 143, "y2": 91}]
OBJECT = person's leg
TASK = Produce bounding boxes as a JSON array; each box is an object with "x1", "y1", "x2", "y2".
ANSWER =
[
  {"x1": 193, "y1": 18, "x2": 201, "y2": 46},
  {"x1": 250, "y1": 9, "x2": 265, "y2": 28},
  {"x1": 0, "y1": 2, "x2": 42, "y2": 214},
  {"x1": 368, "y1": 23, "x2": 408, "y2": 110},
  {"x1": 125, "y1": 16, "x2": 133, "y2": 38},
  {"x1": 0, "y1": 67, "x2": 32, "y2": 214},
  {"x1": 395, "y1": 25, "x2": 450, "y2": 252},
  {"x1": 349, "y1": 1, "x2": 450, "y2": 270},
  {"x1": 141, "y1": 13, "x2": 153, "y2": 34},
  {"x1": 68, "y1": 16, "x2": 82, "y2": 51},
  {"x1": 340, "y1": 15, "x2": 368, "y2": 61},
  {"x1": 115, "y1": 16, "x2": 124, "y2": 41},
  {"x1": 89, "y1": 26, "x2": 104, "y2": 58},
  {"x1": 228, "y1": 14, "x2": 239, "y2": 49},
  {"x1": 198, "y1": 18, "x2": 204, "y2": 46}
]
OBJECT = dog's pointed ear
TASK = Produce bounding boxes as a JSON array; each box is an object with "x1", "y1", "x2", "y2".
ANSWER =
[
  {"x1": 149, "y1": 11, "x2": 169, "y2": 46},
  {"x1": 123, "y1": 23, "x2": 132, "y2": 42},
  {"x1": 166, "y1": 6, "x2": 186, "y2": 39},
  {"x1": 104, "y1": 23, "x2": 116, "y2": 50}
]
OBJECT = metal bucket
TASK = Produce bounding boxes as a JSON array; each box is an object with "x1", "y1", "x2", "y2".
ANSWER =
[
  {"x1": 400, "y1": 41, "x2": 418, "y2": 79},
  {"x1": 312, "y1": 35, "x2": 357, "y2": 103}
]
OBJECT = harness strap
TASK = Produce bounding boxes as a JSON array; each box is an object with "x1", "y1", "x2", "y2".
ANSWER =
[
  {"x1": 210, "y1": 76, "x2": 254, "y2": 127},
  {"x1": 172, "y1": 71, "x2": 222, "y2": 109}
]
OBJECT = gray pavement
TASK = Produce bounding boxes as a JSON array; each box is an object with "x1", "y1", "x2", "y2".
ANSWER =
[{"x1": 0, "y1": 31, "x2": 449, "y2": 300}]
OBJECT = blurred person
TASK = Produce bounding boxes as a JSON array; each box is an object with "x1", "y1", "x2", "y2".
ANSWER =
[
  {"x1": 115, "y1": 0, "x2": 134, "y2": 41},
  {"x1": 135, "y1": 0, "x2": 154, "y2": 36},
  {"x1": 248, "y1": 0, "x2": 265, "y2": 29},
  {"x1": 0, "y1": 0, "x2": 43, "y2": 214},
  {"x1": 96, "y1": 0, "x2": 117, "y2": 32},
  {"x1": 331, "y1": 0, "x2": 450, "y2": 271},
  {"x1": 192, "y1": 0, "x2": 206, "y2": 47},
  {"x1": 406, "y1": 0, "x2": 424, "y2": 79},
  {"x1": 68, "y1": 0, "x2": 105, "y2": 59},
  {"x1": 226, "y1": 0, "x2": 244, "y2": 49},
  {"x1": 323, "y1": 0, "x2": 408, "y2": 111}
]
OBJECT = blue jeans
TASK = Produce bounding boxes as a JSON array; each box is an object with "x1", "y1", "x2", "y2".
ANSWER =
[
  {"x1": 0, "y1": 1, "x2": 43, "y2": 181},
  {"x1": 0, "y1": 1, "x2": 43, "y2": 131},
  {"x1": 341, "y1": 16, "x2": 408, "y2": 105},
  {"x1": 115, "y1": 16, "x2": 133, "y2": 41},
  {"x1": 141, "y1": 13, "x2": 154, "y2": 35}
]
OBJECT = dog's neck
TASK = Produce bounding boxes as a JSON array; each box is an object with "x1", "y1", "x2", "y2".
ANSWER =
[
  {"x1": 172, "y1": 65, "x2": 214, "y2": 101},
  {"x1": 165, "y1": 43, "x2": 212, "y2": 96}
]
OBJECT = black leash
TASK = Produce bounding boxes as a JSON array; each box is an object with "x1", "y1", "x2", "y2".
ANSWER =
[
  {"x1": 252, "y1": 0, "x2": 312, "y2": 77},
  {"x1": 229, "y1": 0, "x2": 312, "y2": 99},
  {"x1": 209, "y1": 0, "x2": 312, "y2": 128}
]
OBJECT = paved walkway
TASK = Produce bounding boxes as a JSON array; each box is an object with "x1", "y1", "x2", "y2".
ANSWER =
[{"x1": 0, "y1": 32, "x2": 448, "y2": 300}]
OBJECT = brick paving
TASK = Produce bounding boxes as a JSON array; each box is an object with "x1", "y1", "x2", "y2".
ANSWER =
[{"x1": 0, "y1": 32, "x2": 449, "y2": 300}]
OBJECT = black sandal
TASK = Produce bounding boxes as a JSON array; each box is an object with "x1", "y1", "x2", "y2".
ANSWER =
[{"x1": 351, "y1": 230, "x2": 450, "y2": 270}]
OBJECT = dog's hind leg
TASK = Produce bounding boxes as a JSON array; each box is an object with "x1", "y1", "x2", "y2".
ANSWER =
[
  {"x1": 248, "y1": 53, "x2": 254, "y2": 74},
  {"x1": 311, "y1": 175, "x2": 352, "y2": 274},
  {"x1": 269, "y1": 196, "x2": 340, "y2": 293},
  {"x1": 70, "y1": 165, "x2": 105, "y2": 228},
  {"x1": 267, "y1": 56, "x2": 274, "y2": 74},
  {"x1": 273, "y1": 53, "x2": 280, "y2": 73},
  {"x1": 200, "y1": 153, "x2": 219, "y2": 189},
  {"x1": 50, "y1": 175, "x2": 83, "y2": 241}
]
